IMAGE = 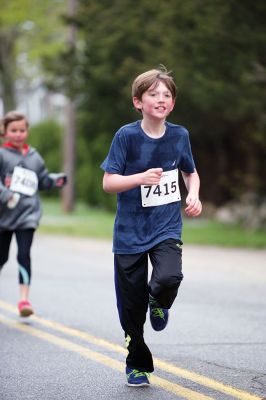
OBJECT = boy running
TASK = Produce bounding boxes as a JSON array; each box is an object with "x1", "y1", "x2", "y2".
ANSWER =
[{"x1": 101, "y1": 66, "x2": 202, "y2": 386}]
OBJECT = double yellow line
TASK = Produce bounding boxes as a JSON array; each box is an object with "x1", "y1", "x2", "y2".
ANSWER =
[{"x1": 0, "y1": 300, "x2": 261, "y2": 400}]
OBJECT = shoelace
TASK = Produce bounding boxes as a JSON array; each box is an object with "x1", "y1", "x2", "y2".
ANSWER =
[
  {"x1": 128, "y1": 369, "x2": 149, "y2": 378},
  {"x1": 151, "y1": 307, "x2": 165, "y2": 319}
]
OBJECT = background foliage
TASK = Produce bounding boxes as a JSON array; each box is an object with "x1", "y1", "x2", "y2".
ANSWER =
[
  {"x1": 66, "y1": 0, "x2": 266, "y2": 209},
  {"x1": 0, "y1": 0, "x2": 66, "y2": 111}
]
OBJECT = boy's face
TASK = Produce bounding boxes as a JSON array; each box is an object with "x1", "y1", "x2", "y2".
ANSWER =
[
  {"x1": 4, "y1": 119, "x2": 28, "y2": 149},
  {"x1": 133, "y1": 81, "x2": 175, "y2": 120}
]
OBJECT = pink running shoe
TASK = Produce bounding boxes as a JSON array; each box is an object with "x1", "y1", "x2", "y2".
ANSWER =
[{"x1": 18, "y1": 300, "x2": 34, "y2": 317}]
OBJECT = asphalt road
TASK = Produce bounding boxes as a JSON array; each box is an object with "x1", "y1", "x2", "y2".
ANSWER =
[{"x1": 0, "y1": 234, "x2": 265, "y2": 400}]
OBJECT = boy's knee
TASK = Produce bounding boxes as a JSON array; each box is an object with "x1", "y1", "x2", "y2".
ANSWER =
[{"x1": 160, "y1": 273, "x2": 183, "y2": 289}]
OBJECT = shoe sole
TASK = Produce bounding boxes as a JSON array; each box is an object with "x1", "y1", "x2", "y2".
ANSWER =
[
  {"x1": 126, "y1": 382, "x2": 150, "y2": 387},
  {"x1": 19, "y1": 308, "x2": 34, "y2": 317},
  {"x1": 150, "y1": 316, "x2": 169, "y2": 331},
  {"x1": 151, "y1": 322, "x2": 168, "y2": 331}
]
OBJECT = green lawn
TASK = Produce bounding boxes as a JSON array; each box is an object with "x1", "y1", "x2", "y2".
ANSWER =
[
  {"x1": 39, "y1": 199, "x2": 266, "y2": 249},
  {"x1": 40, "y1": 199, "x2": 114, "y2": 239},
  {"x1": 182, "y1": 219, "x2": 265, "y2": 248}
]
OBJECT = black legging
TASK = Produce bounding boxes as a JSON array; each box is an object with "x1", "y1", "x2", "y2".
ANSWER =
[{"x1": 0, "y1": 229, "x2": 35, "y2": 285}]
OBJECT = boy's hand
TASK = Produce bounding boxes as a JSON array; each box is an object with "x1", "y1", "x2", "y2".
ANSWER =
[
  {"x1": 141, "y1": 168, "x2": 163, "y2": 185},
  {"x1": 185, "y1": 194, "x2": 202, "y2": 217}
]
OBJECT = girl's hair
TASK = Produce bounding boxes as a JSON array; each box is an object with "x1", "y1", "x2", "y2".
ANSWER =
[
  {"x1": 132, "y1": 65, "x2": 177, "y2": 110},
  {"x1": 0, "y1": 110, "x2": 29, "y2": 135}
]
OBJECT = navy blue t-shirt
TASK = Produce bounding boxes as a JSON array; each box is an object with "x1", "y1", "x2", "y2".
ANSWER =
[{"x1": 101, "y1": 120, "x2": 195, "y2": 254}]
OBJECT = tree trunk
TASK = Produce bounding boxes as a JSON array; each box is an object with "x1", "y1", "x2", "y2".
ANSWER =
[
  {"x1": 61, "y1": 0, "x2": 77, "y2": 213},
  {"x1": 0, "y1": 31, "x2": 17, "y2": 112}
]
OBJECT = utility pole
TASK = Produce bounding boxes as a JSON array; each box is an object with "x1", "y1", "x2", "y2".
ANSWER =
[
  {"x1": 0, "y1": 31, "x2": 17, "y2": 112},
  {"x1": 62, "y1": 0, "x2": 77, "y2": 212}
]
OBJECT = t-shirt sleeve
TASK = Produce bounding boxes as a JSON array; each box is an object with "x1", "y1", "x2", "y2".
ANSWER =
[
  {"x1": 101, "y1": 129, "x2": 127, "y2": 174},
  {"x1": 179, "y1": 130, "x2": 196, "y2": 173}
]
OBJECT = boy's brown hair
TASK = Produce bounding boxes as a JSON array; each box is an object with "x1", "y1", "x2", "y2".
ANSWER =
[
  {"x1": 0, "y1": 111, "x2": 29, "y2": 136},
  {"x1": 132, "y1": 65, "x2": 177, "y2": 112}
]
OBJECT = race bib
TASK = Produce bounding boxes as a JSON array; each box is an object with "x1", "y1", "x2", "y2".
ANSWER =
[
  {"x1": 141, "y1": 169, "x2": 181, "y2": 207},
  {"x1": 10, "y1": 166, "x2": 38, "y2": 196}
]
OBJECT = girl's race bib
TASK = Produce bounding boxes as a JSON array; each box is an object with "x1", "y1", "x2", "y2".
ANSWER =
[
  {"x1": 141, "y1": 169, "x2": 181, "y2": 207},
  {"x1": 10, "y1": 166, "x2": 38, "y2": 196}
]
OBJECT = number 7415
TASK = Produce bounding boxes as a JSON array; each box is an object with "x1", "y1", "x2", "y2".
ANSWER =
[{"x1": 143, "y1": 181, "x2": 177, "y2": 198}]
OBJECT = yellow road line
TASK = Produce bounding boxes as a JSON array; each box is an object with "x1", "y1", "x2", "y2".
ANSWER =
[
  {"x1": 0, "y1": 300, "x2": 261, "y2": 400},
  {"x1": 152, "y1": 359, "x2": 262, "y2": 400},
  {"x1": 0, "y1": 300, "x2": 125, "y2": 353},
  {"x1": 0, "y1": 313, "x2": 214, "y2": 400}
]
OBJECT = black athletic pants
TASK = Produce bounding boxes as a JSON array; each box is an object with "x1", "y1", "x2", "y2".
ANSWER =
[
  {"x1": 114, "y1": 238, "x2": 183, "y2": 372},
  {"x1": 0, "y1": 229, "x2": 35, "y2": 285}
]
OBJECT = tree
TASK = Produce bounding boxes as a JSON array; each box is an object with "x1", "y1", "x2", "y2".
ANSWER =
[
  {"x1": 43, "y1": 0, "x2": 266, "y2": 209},
  {"x1": 61, "y1": 0, "x2": 78, "y2": 213},
  {"x1": 0, "y1": 0, "x2": 66, "y2": 113}
]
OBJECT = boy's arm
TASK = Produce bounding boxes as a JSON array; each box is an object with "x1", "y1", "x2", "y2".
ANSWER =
[
  {"x1": 103, "y1": 168, "x2": 163, "y2": 193},
  {"x1": 181, "y1": 170, "x2": 202, "y2": 217}
]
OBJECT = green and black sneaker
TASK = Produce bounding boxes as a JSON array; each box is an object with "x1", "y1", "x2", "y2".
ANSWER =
[{"x1": 149, "y1": 294, "x2": 169, "y2": 331}]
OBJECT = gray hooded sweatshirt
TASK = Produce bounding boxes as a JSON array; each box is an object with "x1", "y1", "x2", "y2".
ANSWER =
[{"x1": 0, "y1": 145, "x2": 62, "y2": 231}]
